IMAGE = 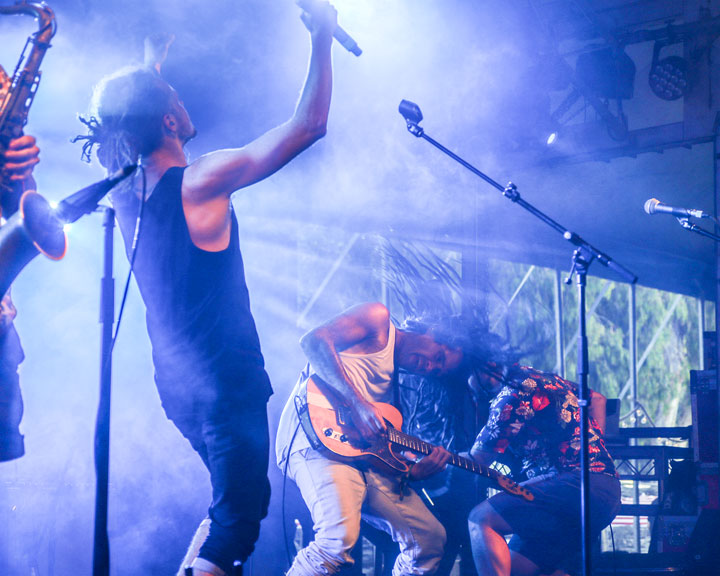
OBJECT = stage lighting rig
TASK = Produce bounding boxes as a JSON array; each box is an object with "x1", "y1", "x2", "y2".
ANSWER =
[{"x1": 649, "y1": 42, "x2": 688, "y2": 101}]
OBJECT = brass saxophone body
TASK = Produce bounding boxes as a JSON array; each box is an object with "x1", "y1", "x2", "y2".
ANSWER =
[
  {"x1": 0, "y1": 0, "x2": 56, "y2": 218},
  {"x1": 0, "y1": 1, "x2": 65, "y2": 297}
]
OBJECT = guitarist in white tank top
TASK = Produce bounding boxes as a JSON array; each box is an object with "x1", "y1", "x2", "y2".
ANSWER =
[{"x1": 276, "y1": 302, "x2": 465, "y2": 576}]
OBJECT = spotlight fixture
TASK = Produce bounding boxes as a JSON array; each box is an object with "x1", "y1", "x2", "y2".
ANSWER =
[
  {"x1": 576, "y1": 47, "x2": 636, "y2": 100},
  {"x1": 649, "y1": 42, "x2": 688, "y2": 101}
]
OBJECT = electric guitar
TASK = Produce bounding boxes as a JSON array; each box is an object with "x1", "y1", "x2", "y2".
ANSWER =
[{"x1": 297, "y1": 375, "x2": 534, "y2": 502}]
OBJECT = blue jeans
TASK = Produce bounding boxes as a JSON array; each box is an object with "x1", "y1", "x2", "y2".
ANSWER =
[{"x1": 0, "y1": 325, "x2": 24, "y2": 462}]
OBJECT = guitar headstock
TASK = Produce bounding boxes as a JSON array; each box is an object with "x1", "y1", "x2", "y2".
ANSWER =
[{"x1": 495, "y1": 475, "x2": 535, "y2": 502}]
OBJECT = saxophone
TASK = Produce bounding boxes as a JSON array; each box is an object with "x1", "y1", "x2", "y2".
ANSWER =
[
  {"x1": 0, "y1": 0, "x2": 56, "y2": 218},
  {"x1": 0, "y1": 1, "x2": 65, "y2": 297}
]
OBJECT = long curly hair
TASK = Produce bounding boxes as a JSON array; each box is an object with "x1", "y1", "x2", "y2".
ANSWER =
[
  {"x1": 73, "y1": 66, "x2": 174, "y2": 176},
  {"x1": 401, "y1": 312, "x2": 520, "y2": 379}
]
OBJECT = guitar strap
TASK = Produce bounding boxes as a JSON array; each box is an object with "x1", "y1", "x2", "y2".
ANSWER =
[
  {"x1": 293, "y1": 362, "x2": 323, "y2": 450},
  {"x1": 391, "y1": 367, "x2": 401, "y2": 411}
]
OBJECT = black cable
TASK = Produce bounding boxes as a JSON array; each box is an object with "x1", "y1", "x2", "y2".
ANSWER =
[
  {"x1": 282, "y1": 421, "x2": 303, "y2": 569},
  {"x1": 109, "y1": 162, "x2": 147, "y2": 354},
  {"x1": 93, "y1": 162, "x2": 146, "y2": 576},
  {"x1": 609, "y1": 522, "x2": 618, "y2": 576},
  {"x1": 95, "y1": 161, "x2": 146, "y2": 483}
]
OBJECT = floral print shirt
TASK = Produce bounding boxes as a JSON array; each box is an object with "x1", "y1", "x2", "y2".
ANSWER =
[{"x1": 472, "y1": 366, "x2": 616, "y2": 479}]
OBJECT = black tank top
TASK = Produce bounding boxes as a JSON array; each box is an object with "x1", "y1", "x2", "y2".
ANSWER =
[{"x1": 113, "y1": 167, "x2": 272, "y2": 418}]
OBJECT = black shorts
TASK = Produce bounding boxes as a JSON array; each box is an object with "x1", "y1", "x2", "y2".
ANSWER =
[{"x1": 488, "y1": 470, "x2": 621, "y2": 573}]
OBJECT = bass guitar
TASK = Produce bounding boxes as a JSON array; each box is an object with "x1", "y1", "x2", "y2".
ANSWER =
[{"x1": 296, "y1": 375, "x2": 534, "y2": 502}]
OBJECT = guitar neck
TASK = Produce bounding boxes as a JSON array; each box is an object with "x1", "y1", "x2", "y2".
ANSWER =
[{"x1": 387, "y1": 428, "x2": 496, "y2": 480}]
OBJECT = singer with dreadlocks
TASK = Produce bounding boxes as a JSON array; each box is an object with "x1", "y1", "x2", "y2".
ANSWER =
[{"x1": 73, "y1": 4, "x2": 336, "y2": 575}]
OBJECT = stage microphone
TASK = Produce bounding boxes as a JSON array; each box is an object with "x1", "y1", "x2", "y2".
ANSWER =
[
  {"x1": 296, "y1": 0, "x2": 362, "y2": 56},
  {"x1": 644, "y1": 198, "x2": 710, "y2": 219},
  {"x1": 398, "y1": 100, "x2": 423, "y2": 125},
  {"x1": 56, "y1": 164, "x2": 137, "y2": 224}
]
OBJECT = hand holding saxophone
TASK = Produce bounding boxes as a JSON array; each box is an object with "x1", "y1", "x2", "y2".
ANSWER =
[{"x1": 1, "y1": 135, "x2": 40, "y2": 183}]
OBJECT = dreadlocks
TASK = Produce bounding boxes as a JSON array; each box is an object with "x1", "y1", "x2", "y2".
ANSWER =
[{"x1": 73, "y1": 66, "x2": 174, "y2": 175}]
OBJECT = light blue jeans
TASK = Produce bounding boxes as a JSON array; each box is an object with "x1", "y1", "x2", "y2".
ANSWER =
[{"x1": 286, "y1": 448, "x2": 446, "y2": 576}]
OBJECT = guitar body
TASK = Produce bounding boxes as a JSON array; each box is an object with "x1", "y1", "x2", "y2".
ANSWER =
[{"x1": 305, "y1": 376, "x2": 411, "y2": 475}]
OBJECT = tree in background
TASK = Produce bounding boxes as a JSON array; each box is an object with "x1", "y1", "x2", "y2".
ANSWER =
[{"x1": 297, "y1": 227, "x2": 707, "y2": 430}]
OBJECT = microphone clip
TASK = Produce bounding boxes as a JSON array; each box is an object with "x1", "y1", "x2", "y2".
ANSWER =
[
  {"x1": 503, "y1": 182, "x2": 520, "y2": 202},
  {"x1": 406, "y1": 122, "x2": 424, "y2": 137}
]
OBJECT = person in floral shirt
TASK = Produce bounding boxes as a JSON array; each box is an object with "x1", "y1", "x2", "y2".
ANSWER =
[{"x1": 467, "y1": 363, "x2": 621, "y2": 576}]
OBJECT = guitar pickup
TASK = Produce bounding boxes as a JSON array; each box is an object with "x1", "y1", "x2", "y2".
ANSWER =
[{"x1": 336, "y1": 406, "x2": 350, "y2": 426}]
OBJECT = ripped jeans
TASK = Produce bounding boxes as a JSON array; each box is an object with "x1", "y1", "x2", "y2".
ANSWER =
[{"x1": 286, "y1": 448, "x2": 446, "y2": 576}]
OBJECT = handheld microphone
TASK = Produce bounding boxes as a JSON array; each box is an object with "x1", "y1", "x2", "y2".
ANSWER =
[
  {"x1": 56, "y1": 164, "x2": 137, "y2": 224},
  {"x1": 398, "y1": 100, "x2": 423, "y2": 125},
  {"x1": 643, "y1": 198, "x2": 709, "y2": 219},
  {"x1": 296, "y1": 0, "x2": 362, "y2": 56}
]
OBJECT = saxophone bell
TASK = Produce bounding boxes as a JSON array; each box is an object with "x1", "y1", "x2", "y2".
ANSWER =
[{"x1": 0, "y1": 189, "x2": 66, "y2": 297}]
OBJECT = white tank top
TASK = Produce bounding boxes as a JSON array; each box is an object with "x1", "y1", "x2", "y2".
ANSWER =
[
  {"x1": 337, "y1": 323, "x2": 396, "y2": 404},
  {"x1": 275, "y1": 323, "x2": 396, "y2": 468}
]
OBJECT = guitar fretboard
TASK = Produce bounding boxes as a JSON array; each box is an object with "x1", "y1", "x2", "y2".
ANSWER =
[{"x1": 386, "y1": 427, "x2": 498, "y2": 481}]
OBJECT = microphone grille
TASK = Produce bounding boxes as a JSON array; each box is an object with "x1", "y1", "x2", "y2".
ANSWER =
[{"x1": 644, "y1": 198, "x2": 660, "y2": 215}]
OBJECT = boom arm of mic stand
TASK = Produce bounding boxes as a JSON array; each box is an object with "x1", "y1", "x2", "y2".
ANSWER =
[
  {"x1": 402, "y1": 121, "x2": 638, "y2": 284},
  {"x1": 404, "y1": 121, "x2": 509, "y2": 195},
  {"x1": 402, "y1": 109, "x2": 634, "y2": 576}
]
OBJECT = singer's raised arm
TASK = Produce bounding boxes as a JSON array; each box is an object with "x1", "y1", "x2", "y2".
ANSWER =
[{"x1": 182, "y1": 1, "x2": 336, "y2": 203}]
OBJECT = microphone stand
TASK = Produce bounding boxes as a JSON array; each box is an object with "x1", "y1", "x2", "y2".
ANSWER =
[
  {"x1": 399, "y1": 101, "x2": 637, "y2": 576},
  {"x1": 49, "y1": 165, "x2": 135, "y2": 576},
  {"x1": 675, "y1": 217, "x2": 720, "y2": 242},
  {"x1": 93, "y1": 206, "x2": 115, "y2": 576}
]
